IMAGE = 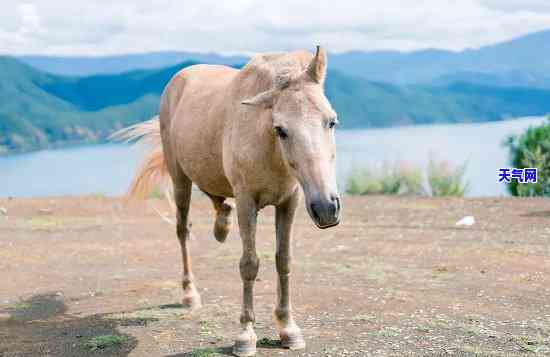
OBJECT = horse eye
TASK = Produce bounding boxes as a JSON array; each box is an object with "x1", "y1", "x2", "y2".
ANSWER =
[
  {"x1": 328, "y1": 120, "x2": 338, "y2": 129},
  {"x1": 274, "y1": 126, "x2": 288, "y2": 139}
]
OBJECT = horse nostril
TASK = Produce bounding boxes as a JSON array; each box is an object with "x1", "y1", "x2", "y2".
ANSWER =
[{"x1": 309, "y1": 202, "x2": 320, "y2": 222}]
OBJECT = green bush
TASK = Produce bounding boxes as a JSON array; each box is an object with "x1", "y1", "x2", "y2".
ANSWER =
[
  {"x1": 505, "y1": 117, "x2": 550, "y2": 196},
  {"x1": 346, "y1": 169, "x2": 382, "y2": 195},
  {"x1": 426, "y1": 159, "x2": 469, "y2": 197},
  {"x1": 346, "y1": 162, "x2": 424, "y2": 196},
  {"x1": 346, "y1": 160, "x2": 468, "y2": 197}
]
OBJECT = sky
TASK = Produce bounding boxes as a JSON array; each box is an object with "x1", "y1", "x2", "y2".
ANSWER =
[{"x1": 2, "y1": 0, "x2": 550, "y2": 56}]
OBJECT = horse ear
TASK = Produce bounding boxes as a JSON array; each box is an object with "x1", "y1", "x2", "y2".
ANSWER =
[
  {"x1": 241, "y1": 89, "x2": 275, "y2": 108},
  {"x1": 307, "y1": 45, "x2": 327, "y2": 84}
]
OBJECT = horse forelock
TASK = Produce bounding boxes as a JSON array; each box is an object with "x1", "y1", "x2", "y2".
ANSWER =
[{"x1": 242, "y1": 51, "x2": 313, "y2": 91}]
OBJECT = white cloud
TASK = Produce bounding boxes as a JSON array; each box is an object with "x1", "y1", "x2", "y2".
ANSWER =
[
  {"x1": 478, "y1": 0, "x2": 550, "y2": 13},
  {"x1": 17, "y1": 3, "x2": 42, "y2": 35},
  {"x1": 0, "y1": 0, "x2": 550, "y2": 55}
]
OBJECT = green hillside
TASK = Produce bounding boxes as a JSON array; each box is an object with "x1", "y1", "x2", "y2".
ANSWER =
[
  {"x1": 1, "y1": 56, "x2": 550, "y2": 153},
  {"x1": 326, "y1": 70, "x2": 550, "y2": 128},
  {"x1": 0, "y1": 58, "x2": 187, "y2": 152}
]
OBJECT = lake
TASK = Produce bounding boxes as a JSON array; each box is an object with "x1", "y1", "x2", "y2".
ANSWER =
[{"x1": 0, "y1": 116, "x2": 546, "y2": 198}]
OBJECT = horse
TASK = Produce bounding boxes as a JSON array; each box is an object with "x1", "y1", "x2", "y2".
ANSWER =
[{"x1": 118, "y1": 46, "x2": 341, "y2": 356}]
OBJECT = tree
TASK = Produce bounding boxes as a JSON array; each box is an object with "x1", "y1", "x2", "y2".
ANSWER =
[{"x1": 505, "y1": 117, "x2": 550, "y2": 196}]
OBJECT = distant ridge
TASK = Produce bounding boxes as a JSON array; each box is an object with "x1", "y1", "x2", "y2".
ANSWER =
[
  {"x1": 17, "y1": 51, "x2": 247, "y2": 76},
  {"x1": 328, "y1": 29, "x2": 550, "y2": 85},
  {"x1": 2, "y1": 54, "x2": 550, "y2": 153},
  {"x1": 16, "y1": 29, "x2": 550, "y2": 89}
]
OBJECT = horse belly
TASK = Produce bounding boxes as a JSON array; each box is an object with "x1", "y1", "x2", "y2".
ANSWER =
[
  {"x1": 164, "y1": 65, "x2": 237, "y2": 198},
  {"x1": 171, "y1": 102, "x2": 234, "y2": 198},
  {"x1": 178, "y1": 138, "x2": 234, "y2": 198}
]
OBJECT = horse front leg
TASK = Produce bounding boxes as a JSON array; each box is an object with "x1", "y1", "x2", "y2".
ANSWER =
[
  {"x1": 274, "y1": 190, "x2": 305, "y2": 350},
  {"x1": 233, "y1": 194, "x2": 260, "y2": 357}
]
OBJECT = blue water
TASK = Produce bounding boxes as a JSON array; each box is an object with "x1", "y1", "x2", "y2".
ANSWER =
[
  {"x1": 0, "y1": 144, "x2": 144, "y2": 198},
  {"x1": 0, "y1": 117, "x2": 546, "y2": 198}
]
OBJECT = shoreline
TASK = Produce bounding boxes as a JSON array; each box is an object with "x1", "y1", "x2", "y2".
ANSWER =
[{"x1": 1, "y1": 116, "x2": 546, "y2": 157}]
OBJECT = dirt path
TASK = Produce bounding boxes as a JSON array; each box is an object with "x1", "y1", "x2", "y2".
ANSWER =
[{"x1": 1, "y1": 195, "x2": 549, "y2": 356}]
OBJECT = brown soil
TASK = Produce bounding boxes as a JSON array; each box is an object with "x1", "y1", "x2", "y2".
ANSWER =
[{"x1": 0, "y1": 195, "x2": 549, "y2": 356}]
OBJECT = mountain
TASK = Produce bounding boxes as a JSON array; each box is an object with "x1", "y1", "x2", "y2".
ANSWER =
[
  {"x1": 329, "y1": 29, "x2": 550, "y2": 85},
  {"x1": 326, "y1": 71, "x2": 550, "y2": 128},
  {"x1": 430, "y1": 70, "x2": 550, "y2": 89},
  {"x1": 17, "y1": 51, "x2": 247, "y2": 76},
  {"x1": 2, "y1": 56, "x2": 550, "y2": 153},
  {"x1": 16, "y1": 29, "x2": 550, "y2": 89},
  {"x1": 0, "y1": 57, "x2": 192, "y2": 152}
]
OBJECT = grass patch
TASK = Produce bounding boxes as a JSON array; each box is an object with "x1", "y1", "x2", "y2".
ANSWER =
[
  {"x1": 258, "y1": 251, "x2": 274, "y2": 262},
  {"x1": 432, "y1": 266, "x2": 455, "y2": 280},
  {"x1": 84, "y1": 335, "x2": 127, "y2": 351},
  {"x1": 374, "y1": 326, "x2": 402, "y2": 338},
  {"x1": 12, "y1": 302, "x2": 32, "y2": 310},
  {"x1": 23, "y1": 216, "x2": 99, "y2": 231},
  {"x1": 257, "y1": 337, "x2": 281, "y2": 347},
  {"x1": 351, "y1": 313, "x2": 377, "y2": 322},
  {"x1": 512, "y1": 335, "x2": 549, "y2": 353},
  {"x1": 188, "y1": 347, "x2": 220, "y2": 356},
  {"x1": 335, "y1": 263, "x2": 354, "y2": 273},
  {"x1": 199, "y1": 320, "x2": 212, "y2": 335},
  {"x1": 105, "y1": 304, "x2": 186, "y2": 322},
  {"x1": 366, "y1": 262, "x2": 388, "y2": 282},
  {"x1": 415, "y1": 326, "x2": 431, "y2": 333},
  {"x1": 26, "y1": 217, "x2": 60, "y2": 230}
]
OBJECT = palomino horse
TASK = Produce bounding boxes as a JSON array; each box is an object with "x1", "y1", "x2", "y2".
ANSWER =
[{"x1": 120, "y1": 46, "x2": 341, "y2": 356}]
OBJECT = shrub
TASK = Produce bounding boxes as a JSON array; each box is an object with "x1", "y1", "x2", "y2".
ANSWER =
[
  {"x1": 346, "y1": 169, "x2": 383, "y2": 195},
  {"x1": 396, "y1": 163, "x2": 424, "y2": 195},
  {"x1": 346, "y1": 160, "x2": 468, "y2": 197},
  {"x1": 426, "y1": 159, "x2": 469, "y2": 197},
  {"x1": 504, "y1": 117, "x2": 550, "y2": 197},
  {"x1": 346, "y1": 162, "x2": 424, "y2": 196}
]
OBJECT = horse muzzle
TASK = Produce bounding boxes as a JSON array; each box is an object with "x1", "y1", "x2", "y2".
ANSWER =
[{"x1": 308, "y1": 195, "x2": 341, "y2": 229}]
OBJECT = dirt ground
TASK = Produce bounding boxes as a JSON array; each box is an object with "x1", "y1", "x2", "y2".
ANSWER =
[{"x1": 0, "y1": 194, "x2": 549, "y2": 357}]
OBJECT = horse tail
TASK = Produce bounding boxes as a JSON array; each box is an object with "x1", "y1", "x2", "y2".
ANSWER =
[{"x1": 110, "y1": 116, "x2": 172, "y2": 201}]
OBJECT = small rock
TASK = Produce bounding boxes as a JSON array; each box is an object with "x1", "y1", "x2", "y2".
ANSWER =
[
  {"x1": 0, "y1": 207, "x2": 7, "y2": 215},
  {"x1": 38, "y1": 208, "x2": 53, "y2": 215},
  {"x1": 456, "y1": 215, "x2": 475, "y2": 227}
]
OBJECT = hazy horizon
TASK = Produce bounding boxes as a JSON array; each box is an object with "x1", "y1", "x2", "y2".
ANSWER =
[{"x1": 9, "y1": 27, "x2": 548, "y2": 58}]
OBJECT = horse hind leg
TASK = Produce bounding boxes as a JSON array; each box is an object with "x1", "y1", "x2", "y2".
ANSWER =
[
  {"x1": 174, "y1": 176, "x2": 202, "y2": 309},
  {"x1": 204, "y1": 192, "x2": 234, "y2": 243}
]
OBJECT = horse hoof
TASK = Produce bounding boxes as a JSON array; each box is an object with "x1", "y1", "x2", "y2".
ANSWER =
[
  {"x1": 280, "y1": 331, "x2": 306, "y2": 350},
  {"x1": 213, "y1": 223, "x2": 230, "y2": 243},
  {"x1": 232, "y1": 340, "x2": 256, "y2": 356},
  {"x1": 182, "y1": 294, "x2": 202, "y2": 310}
]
